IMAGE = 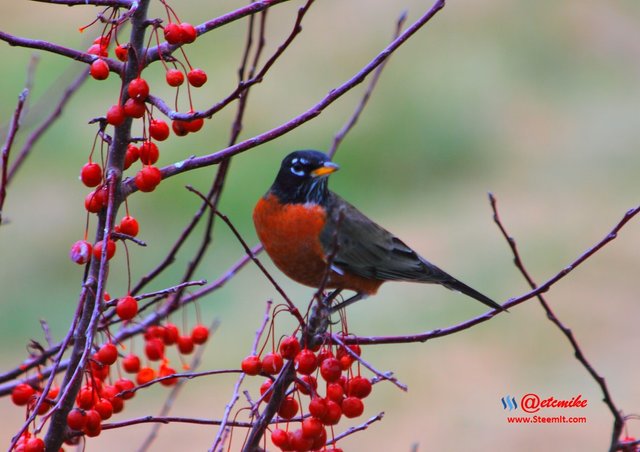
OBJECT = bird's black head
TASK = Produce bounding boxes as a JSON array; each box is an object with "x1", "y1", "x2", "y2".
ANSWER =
[{"x1": 269, "y1": 150, "x2": 339, "y2": 205}]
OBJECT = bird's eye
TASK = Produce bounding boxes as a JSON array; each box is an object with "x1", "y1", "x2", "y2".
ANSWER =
[{"x1": 290, "y1": 162, "x2": 305, "y2": 177}]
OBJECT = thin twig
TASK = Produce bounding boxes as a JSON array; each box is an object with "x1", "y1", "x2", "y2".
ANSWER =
[
  {"x1": 327, "y1": 411, "x2": 385, "y2": 445},
  {"x1": 489, "y1": 193, "x2": 625, "y2": 452},
  {"x1": 331, "y1": 334, "x2": 407, "y2": 392},
  {"x1": 0, "y1": 89, "x2": 29, "y2": 225},
  {"x1": 210, "y1": 300, "x2": 273, "y2": 451},
  {"x1": 8, "y1": 69, "x2": 89, "y2": 182},
  {"x1": 340, "y1": 204, "x2": 640, "y2": 345},
  {"x1": 328, "y1": 11, "x2": 407, "y2": 158},
  {"x1": 186, "y1": 185, "x2": 304, "y2": 327}
]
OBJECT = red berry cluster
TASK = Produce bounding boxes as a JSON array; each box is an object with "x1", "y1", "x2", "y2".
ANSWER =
[
  {"x1": 10, "y1": 293, "x2": 210, "y2": 444},
  {"x1": 11, "y1": 432, "x2": 45, "y2": 452},
  {"x1": 70, "y1": 4, "x2": 209, "y2": 266},
  {"x1": 10, "y1": 383, "x2": 59, "y2": 450},
  {"x1": 61, "y1": 322, "x2": 209, "y2": 440},
  {"x1": 241, "y1": 336, "x2": 371, "y2": 451}
]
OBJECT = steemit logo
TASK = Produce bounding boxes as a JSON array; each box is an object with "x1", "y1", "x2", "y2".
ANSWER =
[{"x1": 501, "y1": 395, "x2": 518, "y2": 411}]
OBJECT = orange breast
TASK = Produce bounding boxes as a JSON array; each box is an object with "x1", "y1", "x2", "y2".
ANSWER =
[
  {"x1": 253, "y1": 193, "x2": 382, "y2": 295},
  {"x1": 253, "y1": 194, "x2": 330, "y2": 288}
]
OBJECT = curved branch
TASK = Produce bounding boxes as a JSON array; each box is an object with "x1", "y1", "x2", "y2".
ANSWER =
[
  {"x1": 340, "y1": 204, "x2": 640, "y2": 346},
  {"x1": 0, "y1": 31, "x2": 124, "y2": 73},
  {"x1": 31, "y1": 0, "x2": 131, "y2": 5},
  {"x1": 123, "y1": 0, "x2": 447, "y2": 197},
  {"x1": 144, "y1": 0, "x2": 293, "y2": 64}
]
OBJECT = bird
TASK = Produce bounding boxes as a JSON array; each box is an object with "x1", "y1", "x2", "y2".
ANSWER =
[{"x1": 253, "y1": 150, "x2": 504, "y2": 312}]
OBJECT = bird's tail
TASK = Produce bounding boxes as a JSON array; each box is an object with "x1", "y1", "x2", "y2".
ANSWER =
[{"x1": 443, "y1": 277, "x2": 506, "y2": 312}]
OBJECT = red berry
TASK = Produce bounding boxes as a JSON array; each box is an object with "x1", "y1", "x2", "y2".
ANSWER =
[
  {"x1": 116, "y1": 295, "x2": 138, "y2": 320},
  {"x1": 94, "y1": 35, "x2": 110, "y2": 48},
  {"x1": 311, "y1": 426, "x2": 328, "y2": 450},
  {"x1": 187, "y1": 68, "x2": 207, "y2": 87},
  {"x1": 271, "y1": 428, "x2": 289, "y2": 449},
  {"x1": 277, "y1": 395, "x2": 299, "y2": 420},
  {"x1": 165, "y1": 68, "x2": 184, "y2": 87},
  {"x1": 115, "y1": 44, "x2": 128, "y2": 61},
  {"x1": 70, "y1": 240, "x2": 92, "y2": 265},
  {"x1": 320, "y1": 357, "x2": 342, "y2": 383},
  {"x1": 172, "y1": 119, "x2": 189, "y2": 136},
  {"x1": 139, "y1": 141, "x2": 159, "y2": 165},
  {"x1": 294, "y1": 349, "x2": 318, "y2": 375},
  {"x1": 241, "y1": 355, "x2": 262, "y2": 375},
  {"x1": 87, "y1": 43, "x2": 108, "y2": 57},
  {"x1": 262, "y1": 352, "x2": 284, "y2": 375},
  {"x1": 149, "y1": 118, "x2": 170, "y2": 141},
  {"x1": 326, "y1": 382, "x2": 344, "y2": 402},
  {"x1": 321, "y1": 399, "x2": 342, "y2": 425},
  {"x1": 124, "y1": 144, "x2": 139, "y2": 169},
  {"x1": 301, "y1": 417, "x2": 324, "y2": 439},
  {"x1": 119, "y1": 215, "x2": 139, "y2": 237},
  {"x1": 279, "y1": 336, "x2": 301, "y2": 360},
  {"x1": 97, "y1": 342, "x2": 118, "y2": 365},
  {"x1": 158, "y1": 364, "x2": 178, "y2": 386},
  {"x1": 90, "y1": 59, "x2": 109, "y2": 80},
  {"x1": 183, "y1": 116, "x2": 204, "y2": 133},
  {"x1": 295, "y1": 374, "x2": 317, "y2": 396},
  {"x1": 76, "y1": 386, "x2": 97, "y2": 409},
  {"x1": 85, "y1": 409, "x2": 102, "y2": 431},
  {"x1": 177, "y1": 335, "x2": 194, "y2": 354},
  {"x1": 127, "y1": 77, "x2": 149, "y2": 101},
  {"x1": 180, "y1": 22, "x2": 197, "y2": 43},
  {"x1": 84, "y1": 422, "x2": 102, "y2": 438},
  {"x1": 164, "y1": 22, "x2": 183, "y2": 44},
  {"x1": 80, "y1": 162, "x2": 102, "y2": 187},
  {"x1": 11, "y1": 383, "x2": 35, "y2": 406},
  {"x1": 93, "y1": 239, "x2": 116, "y2": 260},
  {"x1": 341, "y1": 396, "x2": 364, "y2": 418},
  {"x1": 66, "y1": 408, "x2": 87, "y2": 430},
  {"x1": 136, "y1": 367, "x2": 156, "y2": 385},
  {"x1": 347, "y1": 376, "x2": 372, "y2": 399},
  {"x1": 308, "y1": 397, "x2": 328, "y2": 419},
  {"x1": 94, "y1": 398, "x2": 113, "y2": 420},
  {"x1": 144, "y1": 325, "x2": 164, "y2": 340},
  {"x1": 336, "y1": 344, "x2": 361, "y2": 369},
  {"x1": 316, "y1": 348, "x2": 334, "y2": 364},
  {"x1": 145, "y1": 338, "x2": 165, "y2": 361},
  {"x1": 191, "y1": 324, "x2": 209, "y2": 344},
  {"x1": 163, "y1": 323, "x2": 179, "y2": 345},
  {"x1": 122, "y1": 353, "x2": 141, "y2": 373},
  {"x1": 114, "y1": 378, "x2": 135, "y2": 399},
  {"x1": 85, "y1": 186, "x2": 107, "y2": 213},
  {"x1": 109, "y1": 395, "x2": 124, "y2": 413},
  {"x1": 123, "y1": 98, "x2": 146, "y2": 118},
  {"x1": 106, "y1": 104, "x2": 125, "y2": 126},
  {"x1": 259, "y1": 379, "x2": 273, "y2": 401},
  {"x1": 135, "y1": 166, "x2": 162, "y2": 192},
  {"x1": 289, "y1": 429, "x2": 313, "y2": 451}
]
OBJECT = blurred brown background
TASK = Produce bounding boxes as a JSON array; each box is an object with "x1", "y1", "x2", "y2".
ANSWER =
[{"x1": 1, "y1": 0, "x2": 639, "y2": 450}]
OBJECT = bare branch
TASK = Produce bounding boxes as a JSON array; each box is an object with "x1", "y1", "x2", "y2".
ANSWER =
[
  {"x1": 328, "y1": 11, "x2": 407, "y2": 158},
  {"x1": 123, "y1": 0, "x2": 447, "y2": 196},
  {"x1": 341, "y1": 203, "x2": 640, "y2": 345},
  {"x1": 489, "y1": 193, "x2": 625, "y2": 452},
  {"x1": 0, "y1": 89, "x2": 29, "y2": 225}
]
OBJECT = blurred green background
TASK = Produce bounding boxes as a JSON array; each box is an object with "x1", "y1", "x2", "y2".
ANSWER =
[{"x1": 1, "y1": 0, "x2": 639, "y2": 450}]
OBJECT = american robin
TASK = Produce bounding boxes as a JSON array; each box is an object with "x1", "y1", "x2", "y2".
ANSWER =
[{"x1": 253, "y1": 150, "x2": 503, "y2": 311}]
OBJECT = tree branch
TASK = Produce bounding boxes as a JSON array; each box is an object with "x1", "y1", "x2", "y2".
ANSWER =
[{"x1": 123, "y1": 0, "x2": 447, "y2": 196}]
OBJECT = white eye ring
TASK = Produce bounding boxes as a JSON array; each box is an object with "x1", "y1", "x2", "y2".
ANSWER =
[
  {"x1": 290, "y1": 165, "x2": 305, "y2": 176},
  {"x1": 290, "y1": 158, "x2": 305, "y2": 176}
]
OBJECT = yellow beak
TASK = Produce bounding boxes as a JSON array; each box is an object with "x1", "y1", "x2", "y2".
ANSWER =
[{"x1": 311, "y1": 162, "x2": 339, "y2": 177}]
